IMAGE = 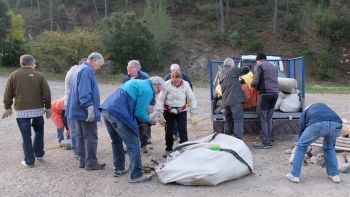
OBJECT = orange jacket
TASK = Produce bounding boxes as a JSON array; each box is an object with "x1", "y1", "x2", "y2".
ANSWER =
[{"x1": 51, "y1": 97, "x2": 65, "y2": 129}]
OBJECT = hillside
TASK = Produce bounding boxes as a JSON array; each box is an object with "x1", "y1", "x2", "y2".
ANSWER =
[{"x1": 3, "y1": 0, "x2": 350, "y2": 83}]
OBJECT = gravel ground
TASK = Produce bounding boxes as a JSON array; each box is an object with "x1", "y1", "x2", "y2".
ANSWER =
[{"x1": 0, "y1": 77, "x2": 349, "y2": 197}]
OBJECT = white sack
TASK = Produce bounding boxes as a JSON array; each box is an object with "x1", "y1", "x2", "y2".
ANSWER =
[
  {"x1": 280, "y1": 94, "x2": 301, "y2": 112},
  {"x1": 274, "y1": 92, "x2": 286, "y2": 110},
  {"x1": 278, "y1": 77, "x2": 298, "y2": 93},
  {"x1": 156, "y1": 133, "x2": 253, "y2": 186}
]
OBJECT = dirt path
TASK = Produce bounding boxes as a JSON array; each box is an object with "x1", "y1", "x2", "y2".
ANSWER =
[{"x1": 0, "y1": 77, "x2": 349, "y2": 197}]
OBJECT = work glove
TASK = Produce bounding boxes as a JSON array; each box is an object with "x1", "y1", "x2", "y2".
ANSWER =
[
  {"x1": 147, "y1": 105, "x2": 154, "y2": 114},
  {"x1": 86, "y1": 106, "x2": 95, "y2": 122},
  {"x1": 156, "y1": 112, "x2": 166, "y2": 127},
  {"x1": 45, "y1": 109, "x2": 52, "y2": 119},
  {"x1": 2, "y1": 108, "x2": 12, "y2": 119},
  {"x1": 149, "y1": 118, "x2": 157, "y2": 126},
  {"x1": 191, "y1": 113, "x2": 199, "y2": 125}
]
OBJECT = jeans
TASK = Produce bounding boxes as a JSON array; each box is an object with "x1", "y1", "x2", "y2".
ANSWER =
[
  {"x1": 257, "y1": 93, "x2": 278, "y2": 145},
  {"x1": 76, "y1": 120, "x2": 99, "y2": 167},
  {"x1": 224, "y1": 105, "x2": 244, "y2": 139},
  {"x1": 102, "y1": 110, "x2": 143, "y2": 180},
  {"x1": 57, "y1": 112, "x2": 70, "y2": 143},
  {"x1": 291, "y1": 121, "x2": 342, "y2": 177},
  {"x1": 16, "y1": 116, "x2": 45, "y2": 165},
  {"x1": 164, "y1": 111, "x2": 187, "y2": 151},
  {"x1": 139, "y1": 124, "x2": 151, "y2": 148},
  {"x1": 69, "y1": 118, "x2": 78, "y2": 155}
]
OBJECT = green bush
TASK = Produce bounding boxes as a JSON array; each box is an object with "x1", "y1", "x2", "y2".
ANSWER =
[
  {"x1": 207, "y1": 31, "x2": 221, "y2": 43},
  {"x1": 228, "y1": 31, "x2": 242, "y2": 47},
  {"x1": 244, "y1": 40, "x2": 264, "y2": 52},
  {"x1": 101, "y1": 12, "x2": 157, "y2": 74},
  {"x1": 32, "y1": 29, "x2": 105, "y2": 73}
]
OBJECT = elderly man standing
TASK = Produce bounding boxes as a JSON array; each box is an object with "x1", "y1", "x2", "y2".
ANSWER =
[
  {"x1": 251, "y1": 52, "x2": 279, "y2": 149},
  {"x1": 67, "y1": 52, "x2": 105, "y2": 170},
  {"x1": 122, "y1": 60, "x2": 153, "y2": 153},
  {"x1": 2, "y1": 54, "x2": 51, "y2": 167},
  {"x1": 219, "y1": 58, "x2": 249, "y2": 139},
  {"x1": 101, "y1": 76, "x2": 165, "y2": 183}
]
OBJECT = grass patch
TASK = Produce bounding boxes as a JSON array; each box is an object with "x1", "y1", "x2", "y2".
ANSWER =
[{"x1": 306, "y1": 84, "x2": 350, "y2": 94}]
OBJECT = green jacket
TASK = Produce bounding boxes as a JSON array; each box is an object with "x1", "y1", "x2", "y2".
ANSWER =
[{"x1": 3, "y1": 67, "x2": 51, "y2": 110}]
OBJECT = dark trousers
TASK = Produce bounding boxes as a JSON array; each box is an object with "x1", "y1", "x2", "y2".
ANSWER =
[
  {"x1": 139, "y1": 124, "x2": 151, "y2": 148},
  {"x1": 257, "y1": 93, "x2": 278, "y2": 145},
  {"x1": 164, "y1": 111, "x2": 187, "y2": 151},
  {"x1": 16, "y1": 116, "x2": 45, "y2": 165},
  {"x1": 77, "y1": 120, "x2": 98, "y2": 167},
  {"x1": 223, "y1": 105, "x2": 244, "y2": 139}
]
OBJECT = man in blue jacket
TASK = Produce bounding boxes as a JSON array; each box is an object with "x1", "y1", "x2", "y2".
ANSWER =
[
  {"x1": 287, "y1": 103, "x2": 343, "y2": 183},
  {"x1": 67, "y1": 52, "x2": 105, "y2": 170},
  {"x1": 100, "y1": 76, "x2": 165, "y2": 183}
]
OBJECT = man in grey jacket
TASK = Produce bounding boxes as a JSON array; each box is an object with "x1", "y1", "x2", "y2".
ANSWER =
[
  {"x1": 251, "y1": 52, "x2": 279, "y2": 149},
  {"x1": 219, "y1": 58, "x2": 249, "y2": 139}
]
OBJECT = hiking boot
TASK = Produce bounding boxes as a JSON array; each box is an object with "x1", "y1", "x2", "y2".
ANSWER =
[
  {"x1": 85, "y1": 163, "x2": 106, "y2": 171},
  {"x1": 129, "y1": 174, "x2": 152, "y2": 183},
  {"x1": 329, "y1": 175, "x2": 340, "y2": 183},
  {"x1": 286, "y1": 173, "x2": 300, "y2": 183},
  {"x1": 142, "y1": 146, "x2": 149, "y2": 154},
  {"x1": 253, "y1": 143, "x2": 272, "y2": 149},
  {"x1": 163, "y1": 150, "x2": 172, "y2": 158},
  {"x1": 114, "y1": 168, "x2": 129, "y2": 177},
  {"x1": 21, "y1": 161, "x2": 34, "y2": 168}
]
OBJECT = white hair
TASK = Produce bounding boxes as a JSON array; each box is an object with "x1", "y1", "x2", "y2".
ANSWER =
[
  {"x1": 88, "y1": 52, "x2": 104, "y2": 64},
  {"x1": 170, "y1": 64, "x2": 180, "y2": 71},
  {"x1": 150, "y1": 76, "x2": 165, "y2": 92},
  {"x1": 223, "y1": 58, "x2": 235, "y2": 67},
  {"x1": 128, "y1": 60, "x2": 141, "y2": 71}
]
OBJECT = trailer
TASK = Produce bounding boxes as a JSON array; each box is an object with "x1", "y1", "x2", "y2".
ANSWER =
[{"x1": 209, "y1": 56, "x2": 305, "y2": 135}]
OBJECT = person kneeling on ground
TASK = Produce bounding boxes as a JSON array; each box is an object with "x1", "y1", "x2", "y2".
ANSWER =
[
  {"x1": 100, "y1": 76, "x2": 165, "y2": 183},
  {"x1": 287, "y1": 103, "x2": 343, "y2": 183}
]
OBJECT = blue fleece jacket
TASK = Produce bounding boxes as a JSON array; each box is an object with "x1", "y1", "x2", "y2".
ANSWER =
[
  {"x1": 100, "y1": 79, "x2": 155, "y2": 135},
  {"x1": 67, "y1": 62, "x2": 101, "y2": 121},
  {"x1": 299, "y1": 103, "x2": 342, "y2": 137}
]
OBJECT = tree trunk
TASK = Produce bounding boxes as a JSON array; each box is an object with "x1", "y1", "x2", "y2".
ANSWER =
[
  {"x1": 93, "y1": 0, "x2": 99, "y2": 17},
  {"x1": 226, "y1": 0, "x2": 229, "y2": 29},
  {"x1": 50, "y1": 0, "x2": 53, "y2": 31},
  {"x1": 37, "y1": 0, "x2": 41, "y2": 18},
  {"x1": 219, "y1": 0, "x2": 224, "y2": 33},
  {"x1": 104, "y1": 0, "x2": 107, "y2": 17},
  {"x1": 272, "y1": 0, "x2": 277, "y2": 34},
  {"x1": 16, "y1": 0, "x2": 20, "y2": 12},
  {"x1": 31, "y1": 0, "x2": 33, "y2": 17}
]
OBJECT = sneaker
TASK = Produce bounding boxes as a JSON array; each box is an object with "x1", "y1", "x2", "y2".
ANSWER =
[
  {"x1": 114, "y1": 168, "x2": 129, "y2": 177},
  {"x1": 129, "y1": 174, "x2": 152, "y2": 183},
  {"x1": 286, "y1": 173, "x2": 300, "y2": 183},
  {"x1": 253, "y1": 143, "x2": 272, "y2": 149},
  {"x1": 329, "y1": 175, "x2": 340, "y2": 183},
  {"x1": 142, "y1": 146, "x2": 149, "y2": 154},
  {"x1": 79, "y1": 163, "x2": 85, "y2": 168},
  {"x1": 21, "y1": 161, "x2": 34, "y2": 168},
  {"x1": 58, "y1": 142, "x2": 64, "y2": 147},
  {"x1": 73, "y1": 154, "x2": 79, "y2": 160},
  {"x1": 63, "y1": 141, "x2": 72, "y2": 150},
  {"x1": 85, "y1": 163, "x2": 106, "y2": 171},
  {"x1": 36, "y1": 157, "x2": 43, "y2": 161},
  {"x1": 163, "y1": 150, "x2": 172, "y2": 158},
  {"x1": 147, "y1": 138, "x2": 152, "y2": 144}
]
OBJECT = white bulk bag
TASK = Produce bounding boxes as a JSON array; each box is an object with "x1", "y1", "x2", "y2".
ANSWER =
[
  {"x1": 278, "y1": 77, "x2": 298, "y2": 93},
  {"x1": 280, "y1": 94, "x2": 301, "y2": 112},
  {"x1": 156, "y1": 133, "x2": 253, "y2": 186},
  {"x1": 274, "y1": 92, "x2": 286, "y2": 110}
]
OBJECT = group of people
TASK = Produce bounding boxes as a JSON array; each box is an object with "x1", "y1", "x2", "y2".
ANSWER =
[
  {"x1": 219, "y1": 52, "x2": 343, "y2": 183},
  {"x1": 2, "y1": 52, "x2": 344, "y2": 184},
  {"x1": 2, "y1": 52, "x2": 198, "y2": 183}
]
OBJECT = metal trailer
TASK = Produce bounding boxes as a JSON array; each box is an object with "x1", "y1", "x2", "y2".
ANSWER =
[{"x1": 209, "y1": 56, "x2": 305, "y2": 136}]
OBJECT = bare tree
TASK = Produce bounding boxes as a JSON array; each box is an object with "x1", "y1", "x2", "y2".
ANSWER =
[
  {"x1": 49, "y1": 0, "x2": 53, "y2": 31},
  {"x1": 93, "y1": 0, "x2": 99, "y2": 17},
  {"x1": 104, "y1": 0, "x2": 107, "y2": 17},
  {"x1": 285, "y1": 0, "x2": 289, "y2": 25},
  {"x1": 219, "y1": 0, "x2": 224, "y2": 33},
  {"x1": 272, "y1": 0, "x2": 277, "y2": 34},
  {"x1": 37, "y1": 0, "x2": 41, "y2": 18},
  {"x1": 16, "y1": 0, "x2": 20, "y2": 12}
]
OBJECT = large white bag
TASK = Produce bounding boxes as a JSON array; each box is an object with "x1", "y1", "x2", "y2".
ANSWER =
[
  {"x1": 156, "y1": 133, "x2": 253, "y2": 186},
  {"x1": 280, "y1": 94, "x2": 301, "y2": 112},
  {"x1": 278, "y1": 77, "x2": 298, "y2": 93}
]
